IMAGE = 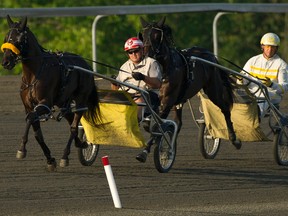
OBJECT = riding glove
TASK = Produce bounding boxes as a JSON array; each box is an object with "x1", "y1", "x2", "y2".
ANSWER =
[
  {"x1": 132, "y1": 72, "x2": 145, "y2": 81},
  {"x1": 262, "y1": 77, "x2": 273, "y2": 87}
]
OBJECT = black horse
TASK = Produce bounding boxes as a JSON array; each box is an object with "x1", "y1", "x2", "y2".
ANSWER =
[
  {"x1": 136, "y1": 17, "x2": 241, "y2": 162},
  {"x1": 1, "y1": 15, "x2": 101, "y2": 171}
]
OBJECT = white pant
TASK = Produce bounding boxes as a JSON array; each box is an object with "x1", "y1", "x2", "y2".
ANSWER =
[{"x1": 257, "y1": 91, "x2": 282, "y2": 118}]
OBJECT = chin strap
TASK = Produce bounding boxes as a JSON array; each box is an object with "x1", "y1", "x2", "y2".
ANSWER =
[{"x1": 1, "y1": 42, "x2": 20, "y2": 55}]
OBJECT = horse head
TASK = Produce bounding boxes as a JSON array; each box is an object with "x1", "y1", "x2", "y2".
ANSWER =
[
  {"x1": 1, "y1": 15, "x2": 29, "y2": 70},
  {"x1": 140, "y1": 17, "x2": 174, "y2": 59}
]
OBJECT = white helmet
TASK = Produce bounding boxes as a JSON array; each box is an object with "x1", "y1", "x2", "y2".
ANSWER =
[
  {"x1": 260, "y1": 33, "x2": 280, "y2": 46},
  {"x1": 124, "y1": 37, "x2": 143, "y2": 51}
]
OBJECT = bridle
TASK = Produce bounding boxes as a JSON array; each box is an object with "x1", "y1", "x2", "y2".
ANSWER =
[
  {"x1": 1, "y1": 27, "x2": 28, "y2": 63},
  {"x1": 142, "y1": 25, "x2": 164, "y2": 58}
]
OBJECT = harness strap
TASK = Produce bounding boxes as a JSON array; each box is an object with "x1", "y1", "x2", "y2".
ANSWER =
[
  {"x1": 1, "y1": 42, "x2": 20, "y2": 55},
  {"x1": 177, "y1": 49, "x2": 190, "y2": 80}
]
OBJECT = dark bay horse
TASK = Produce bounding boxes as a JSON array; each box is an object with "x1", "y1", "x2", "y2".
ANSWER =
[
  {"x1": 136, "y1": 17, "x2": 241, "y2": 162},
  {"x1": 1, "y1": 15, "x2": 101, "y2": 171}
]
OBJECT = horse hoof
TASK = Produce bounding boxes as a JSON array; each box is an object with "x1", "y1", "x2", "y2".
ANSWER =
[
  {"x1": 232, "y1": 140, "x2": 242, "y2": 150},
  {"x1": 47, "y1": 159, "x2": 57, "y2": 172},
  {"x1": 47, "y1": 163, "x2": 57, "y2": 172},
  {"x1": 136, "y1": 150, "x2": 148, "y2": 163},
  {"x1": 59, "y1": 159, "x2": 69, "y2": 167},
  {"x1": 16, "y1": 150, "x2": 26, "y2": 159}
]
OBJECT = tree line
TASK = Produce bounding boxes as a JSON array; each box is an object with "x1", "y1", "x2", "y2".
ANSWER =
[{"x1": 0, "y1": 0, "x2": 287, "y2": 75}]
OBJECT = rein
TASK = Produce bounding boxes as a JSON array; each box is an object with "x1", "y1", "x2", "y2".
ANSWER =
[
  {"x1": 0, "y1": 40, "x2": 130, "y2": 76},
  {"x1": 82, "y1": 57, "x2": 132, "y2": 75},
  {"x1": 215, "y1": 53, "x2": 266, "y2": 95}
]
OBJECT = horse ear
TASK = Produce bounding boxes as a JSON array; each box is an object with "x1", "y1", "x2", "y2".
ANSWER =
[
  {"x1": 6, "y1": 15, "x2": 14, "y2": 28},
  {"x1": 137, "y1": 32, "x2": 143, "y2": 41},
  {"x1": 140, "y1": 17, "x2": 149, "y2": 28},
  {"x1": 157, "y1": 17, "x2": 166, "y2": 27},
  {"x1": 20, "y1": 17, "x2": 27, "y2": 30}
]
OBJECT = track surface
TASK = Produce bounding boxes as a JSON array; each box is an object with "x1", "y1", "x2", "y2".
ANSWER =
[{"x1": 1, "y1": 75, "x2": 288, "y2": 216}]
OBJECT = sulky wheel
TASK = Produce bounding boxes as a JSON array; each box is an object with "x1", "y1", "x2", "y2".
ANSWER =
[
  {"x1": 153, "y1": 122, "x2": 176, "y2": 173},
  {"x1": 198, "y1": 122, "x2": 220, "y2": 159},
  {"x1": 273, "y1": 128, "x2": 288, "y2": 166},
  {"x1": 77, "y1": 127, "x2": 99, "y2": 166}
]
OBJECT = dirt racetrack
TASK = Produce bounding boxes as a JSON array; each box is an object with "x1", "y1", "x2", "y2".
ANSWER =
[{"x1": 1, "y1": 75, "x2": 288, "y2": 216}]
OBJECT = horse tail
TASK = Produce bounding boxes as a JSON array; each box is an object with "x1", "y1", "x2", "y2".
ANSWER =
[
  {"x1": 218, "y1": 67, "x2": 234, "y2": 109},
  {"x1": 83, "y1": 82, "x2": 102, "y2": 127}
]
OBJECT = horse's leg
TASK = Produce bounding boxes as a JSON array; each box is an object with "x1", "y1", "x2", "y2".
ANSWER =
[
  {"x1": 135, "y1": 138, "x2": 154, "y2": 163},
  {"x1": 206, "y1": 88, "x2": 241, "y2": 150},
  {"x1": 218, "y1": 85, "x2": 242, "y2": 149},
  {"x1": 159, "y1": 105, "x2": 170, "y2": 119},
  {"x1": 159, "y1": 78, "x2": 184, "y2": 123},
  {"x1": 16, "y1": 114, "x2": 32, "y2": 159},
  {"x1": 63, "y1": 112, "x2": 87, "y2": 148},
  {"x1": 136, "y1": 80, "x2": 182, "y2": 163},
  {"x1": 60, "y1": 112, "x2": 82, "y2": 167},
  {"x1": 31, "y1": 120, "x2": 57, "y2": 171},
  {"x1": 136, "y1": 96, "x2": 175, "y2": 163},
  {"x1": 136, "y1": 99, "x2": 159, "y2": 163},
  {"x1": 136, "y1": 104, "x2": 183, "y2": 163},
  {"x1": 219, "y1": 108, "x2": 241, "y2": 149},
  {"x1": 18, "y1": 111, "x2": 56, "y2": 171},
  {"x1": 174, "y1": 104, "x2": 184, "y2": 133}
]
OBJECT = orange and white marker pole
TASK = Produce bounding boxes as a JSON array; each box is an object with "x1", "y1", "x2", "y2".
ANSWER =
[{"x1": 102, "y1": 155, "x2": 122, "y2": 208}]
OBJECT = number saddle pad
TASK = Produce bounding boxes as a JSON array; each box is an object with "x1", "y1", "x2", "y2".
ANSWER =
[
  {"x1": 198, "y1": 89, "x2": 269, "y2": 142},
  {"x1": 80, "y1": 90, "x2": 146, "y2": 148}
]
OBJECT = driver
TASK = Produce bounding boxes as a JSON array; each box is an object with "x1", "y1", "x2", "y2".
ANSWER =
[
  {"x1": 241, "y1": 32, "x2": 288, "y2": 118},
  {"x1": 111, "y1": 37, "x2": 162, "y2": 120}
]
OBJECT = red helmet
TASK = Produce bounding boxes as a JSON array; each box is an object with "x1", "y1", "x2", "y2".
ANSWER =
[{"x1": 124, "y1": 37, "x2": 143, "y2": 51}]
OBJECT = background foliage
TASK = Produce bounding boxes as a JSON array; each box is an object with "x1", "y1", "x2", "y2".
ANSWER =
[{"x1": 0, "y1": 0, "x2": 287, "y2": 75}]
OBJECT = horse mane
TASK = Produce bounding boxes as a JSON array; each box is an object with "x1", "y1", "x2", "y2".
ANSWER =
[
  {"x1": 11, "y1": 20, "x2": 47, "y2": 54},
  {"x1": 24, "y1": 26, "x2": 47, "y2": 53},
  {"x1": 162, "y1": 24, "x2": 175, "y2": 48},
  {"x1": 145, "y1": 20, "x2": 175, "y2": 48}
]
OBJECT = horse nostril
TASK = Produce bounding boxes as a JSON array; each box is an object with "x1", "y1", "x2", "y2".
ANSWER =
[
  {"x1": 2, "y1": 60, "x2": 8, "y2": 67},
  {"x1": 1, "y1": 60, "x2": 11, "y2": 69}
]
